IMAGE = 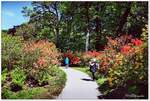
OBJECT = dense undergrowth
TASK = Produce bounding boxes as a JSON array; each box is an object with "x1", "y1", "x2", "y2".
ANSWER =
[{"x1": 2, "y1": 33, "x2": 66, "y2": 99}]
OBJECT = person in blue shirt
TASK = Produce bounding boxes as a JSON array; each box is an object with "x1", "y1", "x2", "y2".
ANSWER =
[{"x1": 65, "y1": 57, "x2": 70, "y2": 69}]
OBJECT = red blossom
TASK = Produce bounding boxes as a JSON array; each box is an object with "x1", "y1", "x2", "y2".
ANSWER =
[
  {"x1": 86, "y1": 50, "x2": 102, "y2": 57},
  {"x1": 37, "y1": 57, "x2": 46, "y2": 67},
  {"x1": 63, "y1": 51, "x2": 81, "y2": 65},
  {"x1": 121, "y1": 45, "x2": 132, "y2": 54},
  {"x1": 71, "y1": 57, "x2": 81, "y2": 64},
  {"x1": 131, "y1": 39, "x2": 143, "y2": 46}
]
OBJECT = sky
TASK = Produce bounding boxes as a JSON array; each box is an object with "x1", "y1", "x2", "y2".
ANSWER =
[{"x1": 1, "y1": 1, "x2": 32, "y2": 30}]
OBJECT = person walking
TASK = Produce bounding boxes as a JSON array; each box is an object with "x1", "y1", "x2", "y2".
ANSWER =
[
  {"x1": 65, "y1": 57, "x2": 70, "y2": 69},
  {"x1": 89, "y1": 58, "x2": 99, "y2": 80}
]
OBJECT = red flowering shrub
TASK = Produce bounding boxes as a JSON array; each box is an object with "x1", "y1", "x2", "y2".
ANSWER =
[
  {"x1": 64, "y1": 50, "x2": 73, "y2": 60},
  {"x1": 94, "y1": 31, "x2": 148, "y2": 98},
  {"x1": 72, "y1": 57, "x2": 81, "y2": 64},
  {"x1": 97, "y1": 34, "x2": 148, "y2": 94},
  {"x1": 86, "y1": 51, "x2": 102, "y2": 57},
  {"x1": 63, "y1": 50, "x2": 81, "y2": 65},
  {"x1": 81, "y1": 50, "x2": 103, "y2": 66},
  {"x1": 131, "y1": 38, "x2": 143, "y2": 46},
  {"x1": 37, "y1": 57, "x2": 47, "y2": 68},
  {"x1": 120, "y1": 45, "x2": 133, "y2": 55},
  {"x1": 23, "y1": 40, "x2": 61, "y2": 70}
]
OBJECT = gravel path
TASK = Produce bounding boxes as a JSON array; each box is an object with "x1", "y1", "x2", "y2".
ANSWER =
[{"x1": 58, "y1": 67, "x2": 101, "y2": 99}]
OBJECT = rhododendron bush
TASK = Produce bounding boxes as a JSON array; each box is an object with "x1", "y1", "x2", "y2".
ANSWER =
[
  {"x1": 63, "y1": 50, "x2": 81, "y2": 65},
  {"x1": 63, "y1": 50, "x2": 103, "y2": 66},
  {"x1": 97, "y1": 35, "x2": 147, "y2": 88},
  {"x1": 23, "y1": 40, "x2": 61, "y2": 70},
  {"x1": 96, "y1": 25, "x2": 148, "y2": 97},
  {"x1": 2, "y1": 34, "x2": 66, "y2": 99},
  {"x1": 81, "y1": 51, "x2": 103, "y2": 65},
  {"x1": 77, "y1": 26, "x2": 148, "y2": 97}
]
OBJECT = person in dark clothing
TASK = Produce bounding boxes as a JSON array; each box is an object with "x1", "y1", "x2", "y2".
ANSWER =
[{"x1": 89, "y1": 58, "x2": 99, "y2": 80}]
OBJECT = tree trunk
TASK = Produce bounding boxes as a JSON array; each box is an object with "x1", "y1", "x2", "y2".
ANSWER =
[
  {"x1": 54, "y1": 2, "x2": 60, "y2": 48},
  {"x1": 115, "y1": 2, "x2": 132, "y2": 36},
  {"x1": 95, "y1": 3, "x2": 101, "y2": 51},
  {"x1": 85, "y1": 30, "x2": 90, "y2": 51},
  {"x1": 85, "y1": 3, "x2": 90, "y2": 52}
]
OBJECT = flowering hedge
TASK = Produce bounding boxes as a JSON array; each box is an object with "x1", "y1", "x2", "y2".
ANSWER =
[
  {"x1": 92, "y1": 34, "x2": 146, "y2": 86},
  {"x1": 95, "y1": 25, "x2": 148, "y2": 98},
  {"x1": 81, "y1": 50, "x2": 103, "y2": 65},
  {"x1": 2, "y1": 38, "x2": 66, "y2": 99},
  {"x1": 63, "y1": 50, "x2": 81, "y2": 65},
  {"x1": 23, "y1": 40, "x2": 61, "y2": 68},
  {"x1": 22, "y1": 40, "x2": 62, "y2": 82},
  {"x1": 73, "y1": 25, "x2": 148, "y2": 97}
]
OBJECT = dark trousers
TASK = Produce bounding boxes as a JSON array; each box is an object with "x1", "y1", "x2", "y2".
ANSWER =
[{"x1": 91, "y1": 72, "x2": 96, "y2": 80}]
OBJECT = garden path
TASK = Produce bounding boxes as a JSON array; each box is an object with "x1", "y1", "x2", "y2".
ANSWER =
[{"x1": 57, "y1": 67, "x2": 101, "y2": 99}]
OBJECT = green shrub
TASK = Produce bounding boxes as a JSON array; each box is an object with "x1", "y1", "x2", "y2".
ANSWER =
[
  {"x1": 97, "y1": 77, "x2": 108, "y2": 86},
  {"x1": 15, "y1": 23, "x2": 37, "y2": 40},
  {"x1": 35, "y1": 65, "x2": 66, "y2": 85},
  {"x1": 2, "y1": 88, "x2": 14, "y2": 99},
  {"x1": 2, "y1": 66, "x2": 67, "y2": 99},
  {"x1": 2, "y1": 34, "x2": 66, "y2": 99},
  {"x1": 2, "y1": 68, "x2": 8, "y2": 84},
  {"x1": 11, "y1": 68, "x2": 26, "y2": 87},
  {"x1": 21, "y1": 49, "x2": 41, "y2": 72},
  {"x1": 128, "y1": 85, "x2": 139, "y2": 94},
  {"x1": 34, "y1": 68, "x2": 53, "y2": 84},
  {"x1": 2, "y1": 87, "x2": 48, "y2": 99},
  {"x1": 2, "y1": 33, "x2": 23, "y2": 71},
  {"x1": 52, "y1": 68, "x2": 66, "y2": 86}
]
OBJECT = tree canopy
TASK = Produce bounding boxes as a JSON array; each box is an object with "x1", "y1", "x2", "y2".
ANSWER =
[{"x1": 18, "y1": 1, "x2": 148, "y2": 52}]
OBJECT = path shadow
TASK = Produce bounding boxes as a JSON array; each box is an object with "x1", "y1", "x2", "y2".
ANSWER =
[{"x1": 81, "y1": 78, "x2": 94, "y2": 81}]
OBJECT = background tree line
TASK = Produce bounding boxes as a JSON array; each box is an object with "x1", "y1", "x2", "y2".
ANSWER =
[{"x1": 11, "y1": 1, "x2": 148, "y2": 52}]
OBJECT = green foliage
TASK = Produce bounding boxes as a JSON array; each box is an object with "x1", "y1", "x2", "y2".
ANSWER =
[
  {"x1": 34, "y1": 68, "x2": 53, "y2": 84},
  {"x1": 2, "y1": 33, "x2": 23, "y2": 70},
  {"x1": 2, "y1": 33, "x2": 66, "y2": 99},
  {"x1": 2, "y1": 65, "x2": 67, "y2": 99},
  {"x1": 11, "y1": 68, "x2": 26, "y2": 86},
  {"x1": 37, "y1": 27, "x2": 55, "y2": 41},
  {"x1": 2, "y1": 1, "x2": 148, "y2": 99},
  {"x1": 2, "y1": 88, "x2": 14, "y2": 99},
  {"x1": 2, "y1": 68, "x2": 8, "y2": 84},
  {"x1": 141, "y1": 24, "x2": 148, "y2": 41},
  {"x1": 15, "y1": 23, "x2": 37, "y2": 40},
  {"x1": 2, "y1": 87, "x2": 48, "y2": 99},
  {"x1": 2, "y1": 30, "x2": 8, "y2": 33},
  {"x1": 21, "y1": 2, "x2": 148, "y2": 52},
  {"x1": 21, "y1": 49, "x2": 41, "y2": 72},
  {"x1": 97, "y1": 77, "x2": 108, "y2": 86},
  {"x1": 128, "y1": 85, "x2": 139, "y2": 94},
  {"x1": 47, "y1": 66, "x2": 67, "y2": 86}
]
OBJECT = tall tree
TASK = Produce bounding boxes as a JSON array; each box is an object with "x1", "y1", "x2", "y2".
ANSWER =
[
  {"x1": 94, "y1": 2, "x2": 106, "y2": 50},
  {"x1": 21, "y1": 1, "x2": 148, "y2": 52},
  {"x1": 22, "y1": 1, "x2": 62, "y2": 48},
  {"x1": 84, "y1": 2, "x2": 90, "y2": 52},
  {"x1": 115, "y1": 2, "x2": 132, "y2": 35}
]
